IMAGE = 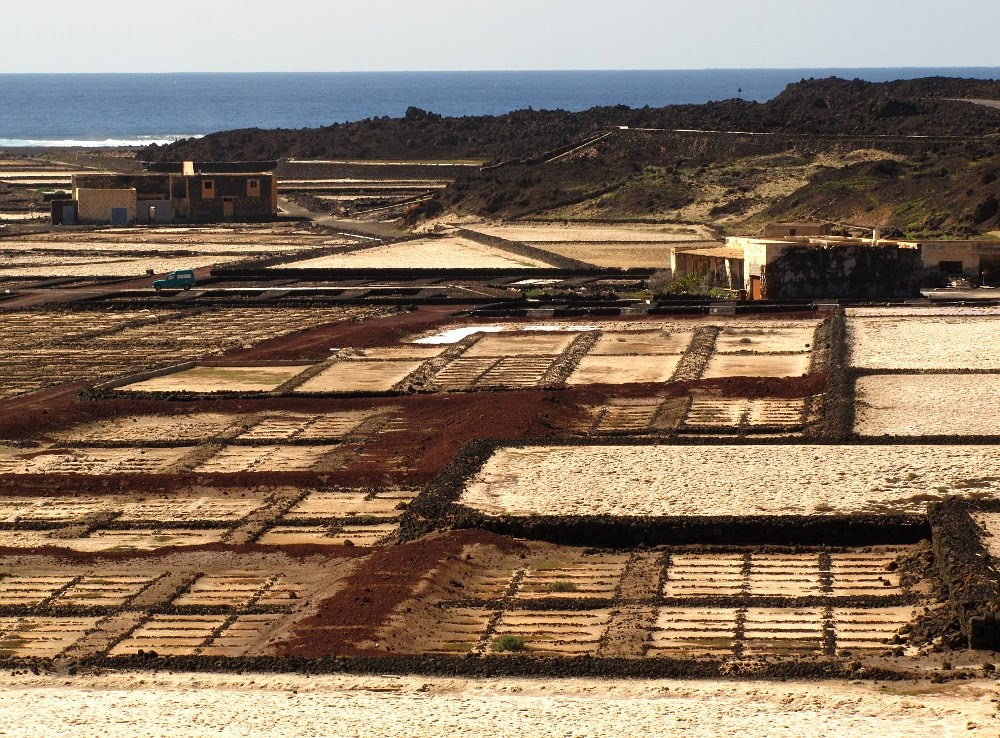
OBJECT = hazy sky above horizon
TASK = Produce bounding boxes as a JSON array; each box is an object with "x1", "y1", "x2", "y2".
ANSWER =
[{"x1": 5, "y1": 0, "x2": 999, "y2": 73}]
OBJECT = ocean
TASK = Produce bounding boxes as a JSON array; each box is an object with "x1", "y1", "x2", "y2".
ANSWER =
[{"x1": 1, "y1": 68, "x2": 998, "y2": 148}]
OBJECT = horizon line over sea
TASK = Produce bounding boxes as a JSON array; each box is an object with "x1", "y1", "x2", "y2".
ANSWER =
[{"x1": 1, "y1": 67, "x2": 998, "y2": 148}]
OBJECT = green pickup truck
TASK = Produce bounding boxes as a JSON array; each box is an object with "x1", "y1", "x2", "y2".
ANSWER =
[{"x1": 153, "y1": 269, "x2": 196, "y2": 291}]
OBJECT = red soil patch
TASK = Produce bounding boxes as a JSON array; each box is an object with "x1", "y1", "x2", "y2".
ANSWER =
[
  {"x1": 273, "y1": 529, "x2": 525, "y2": 657},
  {"x1": 0, "y1": 369, "x2": 826, "y2": 496},
  {"x1": 0, "y1": 382, "x2": 88, "y2": 439},
  {"x1": 225, "y1": 304, "x2": 465, "y2": 361}
]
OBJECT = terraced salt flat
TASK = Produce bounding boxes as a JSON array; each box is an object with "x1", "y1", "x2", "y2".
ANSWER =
[
  {"x1": 57, "y1": 413, "x2": 238, "y2": 443},
  {"x1": 0, "y1": 447, "x2": 189, "y2": 475},
  {"x1": 294, "y1": 360, "x2": 422, "y2": 393},
  {"x1": 848, "y1": 316, "x2": 1000, "y2": 369},
  {"x1": 0, "y1": 497, "x2": 113, "y2": 522},
  {"x1": 591, "y1": 398, "x2": 666, "y2": 433},
  {"x1": 0, "y1": 255, "x2": 251, "y2": 278},
  {"x1": 109, "y1": 614, "x2": 228, "y2": 656},
  {"x1": 117, "y1": 497, "x2": 263, "y2": 523},
  {"x1": 847, "y1": 306, "x2": 1000, "y2": 317},
  {"x1": 684, "y1": 397, "x2": 806, "y2": 429},
  {"x1": 854, "y1": 374, "x2": 1000, "y2": 436},
  {"x1": 412, "y1": 319, "x2": 819, "y2": 346},
  {"x1": 273, "y1": 237, "x2": 552, "y2": 269},
  {"x1": 0, "y1": 617, "x2": 102, "y2": 658},
  {"x1": 590, "y1": 331, "x2": 693, "y2": 355},
  {"x1": 0, "y1": 529, "x2": 226, "y2": 551},
  {"x1": 701, "y1": 353, "x2": 811, "y2": 379},
  {"x1": 256, "y1": 523, "x2": 398, "y2": 546},
  {"x1": 461, "y1": 445, "x2": 1000, "y2": 516},
  {"x1": 489, "y1": 609, "x2": 613, "y2": 655},
  {"x1": 715, "y1": 326, "x2": 816, "y2": 354},
  {"x1": 195, "y1": 444, "x2": 338, "y2": 473},
  {"x1": 119, "y1": 365, "x2": 312, "y2": 393},
  {"x1": 0, "y1": 495, "x2": 262, "y2": 524},
  {"x1": 527, "y1": 242, "x2": 682, "y2": 268},
  {"x1": 237, "y1": 410, "x2": 377, "y2": 440},
  {"x1": 283, "y1": 490, "x2": 417, "y2": 520},
  {"x1": 0, "y1": 573, "x2": 159, "y2": 609},
  {"x1": 647, "y1": 607, "x2": 736, "y2": 656},
  {"x1": 662, "y1": 552, "x2": 901, "y2": 598},
  {"x1": 568, "y1": 355, "x2": 681, "y2": 385},
  {"x1": 464, "y1": 332, "x2": 577, "y2": 357}
]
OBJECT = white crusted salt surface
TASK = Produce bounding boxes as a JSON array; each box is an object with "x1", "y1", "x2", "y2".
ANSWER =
[
  {"x1": 848, "y1": 317, "x2": 1000, "y2": 369},
  {"x1": 847, "y1": 306, "x2": 1000, "y2": 317},
  {"x1": 0, "y1": 673, "x2": 993, "y2": 738},
  {"x1": 855, "y1": 374, "x2": 1000, "y2": 436},
  {"x1": 460, "y1": 445, "x2": 1000, "y2": 517}
]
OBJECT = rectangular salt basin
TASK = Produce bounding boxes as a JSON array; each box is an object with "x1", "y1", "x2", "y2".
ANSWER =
[
  {"x1": 848, "y1": 317, "x2": 1000, "y2": 370},
  {"x1": 460, "y1": 445, "x2": 1000, "y2": 517},
  {"x1": 854, "y1": 374, "x2": 1000, "y2": 437},
  {"x1": 414, "y1": 325, "x2": 597, "y2": 345},
  {"x1": 119, "y1": 365, "x2": 313, "y2": 393}
]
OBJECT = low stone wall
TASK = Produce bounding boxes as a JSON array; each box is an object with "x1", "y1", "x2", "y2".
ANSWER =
[
  {"x1": 928, "y1": 499, "x2": 1000, "y2": 649},
  {"x1": 763, "y1": 245, "x2": 923, "y2": 300},
  {"x1": 454, "y1": 228, "x2": 591, "y2": 269},
  {"x1": 402, "y1": 438, "x2": 931, "y2": 548}
]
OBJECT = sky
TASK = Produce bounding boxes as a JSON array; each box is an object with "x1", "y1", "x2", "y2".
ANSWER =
[{"x1": 4, "y1": 0, "x2": 999, "y2": 73}]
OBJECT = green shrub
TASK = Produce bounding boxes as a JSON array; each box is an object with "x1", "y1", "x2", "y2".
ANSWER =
[
  {"x1": 547, "y1": 580, "x2": 578, "y2": 593},
  {"x1": 493, "y1": 635, "x2": 527, "y2": 652}
]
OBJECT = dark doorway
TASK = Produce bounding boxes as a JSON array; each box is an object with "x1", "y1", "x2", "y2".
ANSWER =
[{"x1": 980, "y1": 256, "x2": 1000, "y2": 286}]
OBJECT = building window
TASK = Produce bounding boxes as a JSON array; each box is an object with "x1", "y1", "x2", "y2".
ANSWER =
[
  {"x1": 247, "y1": 178, "x2": 260, "y2": 197},
  {"x1": 939, "y1": 260, "x2": 964, "y2": 275},
  {"x1": 202, "y1": 180, "x2": 215, "y2": 199}
]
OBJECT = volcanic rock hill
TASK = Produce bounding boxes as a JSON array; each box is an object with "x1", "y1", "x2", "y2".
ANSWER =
[
  {"x1": 142, "y1": 77, "x2": 1000, "y2": 236},
  {"x1": 143, "y1": 77, "x2": 1000, "y2": 163}
]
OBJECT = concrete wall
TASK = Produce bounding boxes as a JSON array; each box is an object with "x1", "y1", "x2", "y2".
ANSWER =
[
  {"x1": 75, "y1": 188, "x2": 137, "y2": 224},
  {"x1": 137, "y1": 199, "x2": 173, "y2": 224},
  {"x1": 764, "y1": 222, "x2": 832, "y2": 238},
  {"x1": 916, "y1": 240, "x2": 1000, "y2": 278},
  {"x1": 729, "y1": 238, "x2": 790, "y2": 291}
]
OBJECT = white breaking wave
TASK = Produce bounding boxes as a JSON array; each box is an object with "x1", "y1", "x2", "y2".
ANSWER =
[{"x1": 0, "y1": 135, "x2": 203, "y2": 148}]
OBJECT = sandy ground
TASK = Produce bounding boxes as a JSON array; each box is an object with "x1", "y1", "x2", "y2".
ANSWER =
[
  {"x1": 295, "y1": 359, "x2": 422, "y2": 392},
  {"x1": 848, "y1": 307, "x2": 1000, "y2": 317},
  {"x1": 522, "y1": 242, "x2": 682, "y2": 268},
  {"x1": 274, "y1": 237, "x2": 552, "y2": 269},
  {"x1": 702, "y1": 353, "x2": 811, "y2": 379},
  {"x1": 568, "y1": 354, "x2": 682, "y2": 384},
  {"x1": 1, "y1": 240, "x2": 312, "y2": 253},
  {"x1": 463, "y1": 223, "x2": 716, "y2": 242},
  {"x1": 848, "y1": 317, "x2": 1000, "y2": 369},
  {"x1": 855, "y1": 374, "x2": 1000, "y2": 436},
  {"x1": 0, "y1": 673, "x2": 993, "y2": 738},
  {"x1": 0, "y1": 255, "x2": 252, "y2": 278},
  {"x1": 973, "y1": 512, "x2": 1000, "y2": 559},
  {"x1": 462, "y1": 445, "x2": 1000, "y2": 516}
]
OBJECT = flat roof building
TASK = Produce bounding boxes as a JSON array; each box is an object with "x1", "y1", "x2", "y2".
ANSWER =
[{"x1": 55, "y1": 162, "x2": 278, "y2": 225}]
